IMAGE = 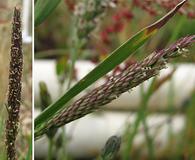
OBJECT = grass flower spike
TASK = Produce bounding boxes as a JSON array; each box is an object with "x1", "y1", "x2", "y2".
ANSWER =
[
  {"x1": 5, "y1": 7, "x2": 23, "y2": 160},
  {"x1": 35, "y1": 35, "x2": 195, "y2": 138}
]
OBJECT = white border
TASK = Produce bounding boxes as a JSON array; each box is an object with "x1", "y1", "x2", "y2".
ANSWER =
[{"x1": 32, "y1": 0, "x2": 34, "y2": 159}]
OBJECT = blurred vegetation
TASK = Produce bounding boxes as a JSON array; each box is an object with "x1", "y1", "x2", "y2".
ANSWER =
[{"x1": 35, "y1": 0, "x2": 195, "y2": 61}]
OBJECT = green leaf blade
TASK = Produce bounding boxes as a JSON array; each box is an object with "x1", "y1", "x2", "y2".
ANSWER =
[{"x1": 35, "y1": 0, "x2": 61, "y2": 26}]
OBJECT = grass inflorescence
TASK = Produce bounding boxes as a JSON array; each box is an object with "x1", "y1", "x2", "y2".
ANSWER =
[
  {"x1": 35, "y1": 35, "x2": 195, "y2": 138},
  {"x1": 5, "y1": 7, "x2": 23, "y2": 160}
]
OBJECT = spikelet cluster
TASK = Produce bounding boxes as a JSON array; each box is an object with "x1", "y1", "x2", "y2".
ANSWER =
[
  {"x1": 35, "y1": 35, "x2": 195, "y2": 139},
  {"x1": 5, "y1": 7, "x2": 23, "y2": 160}
]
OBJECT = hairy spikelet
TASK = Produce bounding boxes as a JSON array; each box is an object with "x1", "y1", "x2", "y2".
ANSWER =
[
  {"x1": 5, "y1": 7, "x2": 23, "y2": 160},
  {"x1": 35, "y1": 35, "x2": 195, "y2": 139}
]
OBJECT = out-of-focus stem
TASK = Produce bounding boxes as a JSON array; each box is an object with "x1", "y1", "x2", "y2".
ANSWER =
[{"x1": 48, "y1": 138, "x2": 53, "y2": 160}]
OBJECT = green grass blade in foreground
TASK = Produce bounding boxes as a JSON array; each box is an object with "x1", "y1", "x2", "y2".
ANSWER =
[
  {"x1": 35, "y1": 0, "x2": 61, "y2": 26},
  {"x1": 35, "y1": 0, "x2": 187, "y2": 135}
]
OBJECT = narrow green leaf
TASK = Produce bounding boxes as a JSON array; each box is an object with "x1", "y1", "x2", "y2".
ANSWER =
[
  {"x1": 35, "y1": 0, "x2": 61, "y2": 26},
  {"x1": 25, "y1": 135, "x2": 32, "y2": 160},
  {"x1": 35, "y1": 0, "x2": 187, "y2": 136}
]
